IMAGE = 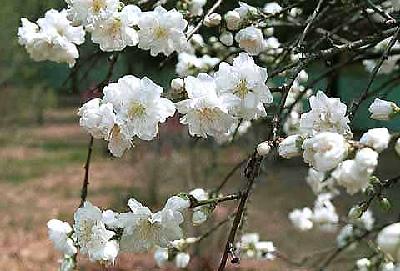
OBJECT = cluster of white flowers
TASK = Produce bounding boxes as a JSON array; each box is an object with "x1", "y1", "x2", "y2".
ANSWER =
[
  {"x1": 289, "y1": 193, "x2": 338, "y2": 232},
  {"x1": 48, "y1": 196, "x2": 190, "y2": 267},
  {"x1": 19, "y1": 0, "x2": 191, "y2": 67},
  {"x1": 177, "y1": 53, "x2": 273, "y2": 141},
  {"x1": 18, "y1": 9, "x2": 85, "y2": 67},
  {"x1": 236, "y1": 233, "x2": 276, "y2": 260},
  {"x1": 78, "y1": 75, "x2": 175, "y2": 157},
  {"x1": 281, "y1": 95, "x2": 394, "y2": 194}
]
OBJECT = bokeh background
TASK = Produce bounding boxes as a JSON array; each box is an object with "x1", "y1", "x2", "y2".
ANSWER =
[{"x1": 1, "y1": 0, "x2": 400, "y2": 270}]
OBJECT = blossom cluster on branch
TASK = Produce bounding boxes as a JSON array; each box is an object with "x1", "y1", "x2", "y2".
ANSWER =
[{"x1": 16, "y1": 0, "x2": 400, "y2": 270}]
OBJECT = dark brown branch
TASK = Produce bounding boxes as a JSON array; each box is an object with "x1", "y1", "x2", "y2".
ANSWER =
[
  {"x1": 79, "y1": 136, "x2": 94, "y2": 207},
  {"x1": 218, "y1": 151, "x2": 262, "y2": 270}
]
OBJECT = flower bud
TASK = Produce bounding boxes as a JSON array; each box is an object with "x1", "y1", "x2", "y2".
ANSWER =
[
  {"x1": 225, "y1": 11, "x2": 241, "y2": 30},
  {"x1": 171, "y1": 78, "x2": 184, "y2": 90},
  {"x1": 204, "y1": 13, "x2": 221, "y2": 27},
  {"x1": 348, "y1": 206, "x2": 363, "y2": 219},
  {"x1": 278, "y1": 134, "x2": 303, "y2": 158},
  {"x1": 257, "y1": 141, "x2": 271, "y2": 156},
  {"x1": 377, "y1": 223, "x2": 400, "y2": 261},
  {"x1": 219, "y1": 31, "x2": 234, "y2": 46}
]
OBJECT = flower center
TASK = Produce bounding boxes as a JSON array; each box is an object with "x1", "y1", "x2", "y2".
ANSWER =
[
  {"x1": 110, "y1": 19, "x2": 122, "y2": 34},
  {"x1": 128, "y1": 102, "x2": 146, "y2": 118},
  {"x1": 198, "y1": 108, "x2": 219, "y2": 121},
  {"x1": 234, "y1": 79, "x2": 249, "y2": 99},
  {"x1": 154, "y1": 27, "x2": 168, "y2": 39},
  {"x1": 93, "y1": 0, "x2": 105, "y2": 13},
  {"x1": 79, "y1": 220, "x2": 94, "y2": 245},
  {"x1": 240, "y1": 38, "x2": 257, "y2": 49}
]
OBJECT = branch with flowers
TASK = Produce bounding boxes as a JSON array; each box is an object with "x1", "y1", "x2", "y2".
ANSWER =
[{"x1": 17, "y1": 0, "x2": 400, "y2": 270}]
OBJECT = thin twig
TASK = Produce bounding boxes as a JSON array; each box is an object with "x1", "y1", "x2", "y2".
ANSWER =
[
  {"x1": 217, "y1": 151, "x2": 262, "y2": 271},
  {"x1": 296, "y1": 0, "x2": 325, "y2": 50},
  {"x1": 215, "y1": 159, "x2": 247, "y2": 193},
  {"x1": 349, "y1": 26, "x2": 400, "y2": 119},
  {"x1": 190, "y1": 193, "x2": 242, "y2": 208},
  {"x1": 79, "y1": 136, "x2": 94, "y2": 207}
]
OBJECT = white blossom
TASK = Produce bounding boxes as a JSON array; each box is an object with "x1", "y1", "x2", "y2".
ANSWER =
[
  {"x1": 382, "y1": 262, "x2": 400, "y2": 271},
  {"x1": 103, "y1": 75, "x2": 176, "y2": 141},
  {"x1": 377, "y1": 223, "x2": 400, "y2": 262},
  {"x1": 189, "y1": 188, "x2": 209, "y2": 225},
  {"x1": 360, "y1": 128, "x2": 391, "y2": 152},
  {"x1": 237, "y1": 233, "x2": 275, "y2": 259},
  {"x1": 289, "y1": 207, "x2": 313, "y2": 231},
  {"x1": 215, "y1": 53, "x2": 273, "y2": 120},
  {"x1": 235, "y1": 26, "x2": 266, "y2": 55},
  {"x1": 300, "y1": 91, "x2": 351, "y2": 137},
  {"x1": 311, "y1": 193, "x2": 339, "y2": 232},
  {"x1": 65, "y1": 0, "x2": 120, "y2": 28},
  {"x1": 290, "y1": 194, "x2": 338, "y2": 232},
  {"x1": 257, "y1": 141, "x2": 271, "y2": 156},
  {"x1": 107, "y1": 124, "x2": 133, "y2": 157},
  {"x1": 354, "y1": 147, "x2": 379, "y2": 172},
  {"x1": 332, "y1": 148, "x2": 378, "y2": 194},
  {"x1": 302, "y1": 132, "x2": 348, "y2": 172},
  {"x1": 47, "y1": 219, "x2": 77, "y2": 256},
  {"x1": 73, "y1": 201, "x2": 118, "y2": 262},
  {"x1": 91, "y1": 5, "x2": 141, "y2": 52},
  {"x1": 189, "y1": 0, "x2": 207, "y2": 16},
  {"x1": 350, "y1": 209, "x2": 374, "y2": 231},
  {"x1": 356, "y1": 258, "x2": 371, "y2": 271},
  {"x1": 176, "y1": 52, "x2": 220, "y2": 77},
  {"x1": 154, "y1": 247, "x2": 169, "y2": 267},
  {"x1": 219, "y1": 31, "x2": 234, "y2": 46},
  {"x1": 118, "y1": 196, "x2": 189, "y2": 252},
  {"x1": 86, "y1": 221, "x2": 119, "y2": 262},
  {"x1": 138, "y1": 7, "x2": 188, "y2": 56},
  {"x1": 278, "y1": 134, "x2": 303, "y2": 158},
  {"x1": 263, "y1": 2, "x2": 282, "y2": 15},
  {"x1": 224, "y1": 11, "x2": 241, "y2": 30},
  {"x1": 264, "y1": 37, "x2": 282, "y2": 55},
  {"x1": 18, "y1": 9, "x2": 85, "y2": 67},
  {"x1": 336, "y1": 224, "x2": 354, "y2": 248},
  {"x1": 176, "y1": 73, "x2": 236, "y2": 139},
  {"x1": 78, "y1": 98, "x2": 115, "y2": 139},
  {"x1": 175, "y1": 252, "x2": 190, "y2": 268},
  {"x1": 368, "y1": 98, "x2": 399, "y2": 121},
  {"x1": 171, "y1": 78, "x2": 184, "y2": 90},
  {"x1": 204, "y1": 13, "x2": 222, "y2": 27}
]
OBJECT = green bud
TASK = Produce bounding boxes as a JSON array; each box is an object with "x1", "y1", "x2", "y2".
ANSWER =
[
  {"x1": 348, "y1": 206, "x2": 363, "y2": 219},
  {"x1": 379, "y1": 197, "x2": 392, "y2": 211}
]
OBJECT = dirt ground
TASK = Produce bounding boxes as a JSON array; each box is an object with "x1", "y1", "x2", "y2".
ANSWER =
[{"x1": 1, "y1": 108, "x2": 395, "y2": 270}]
